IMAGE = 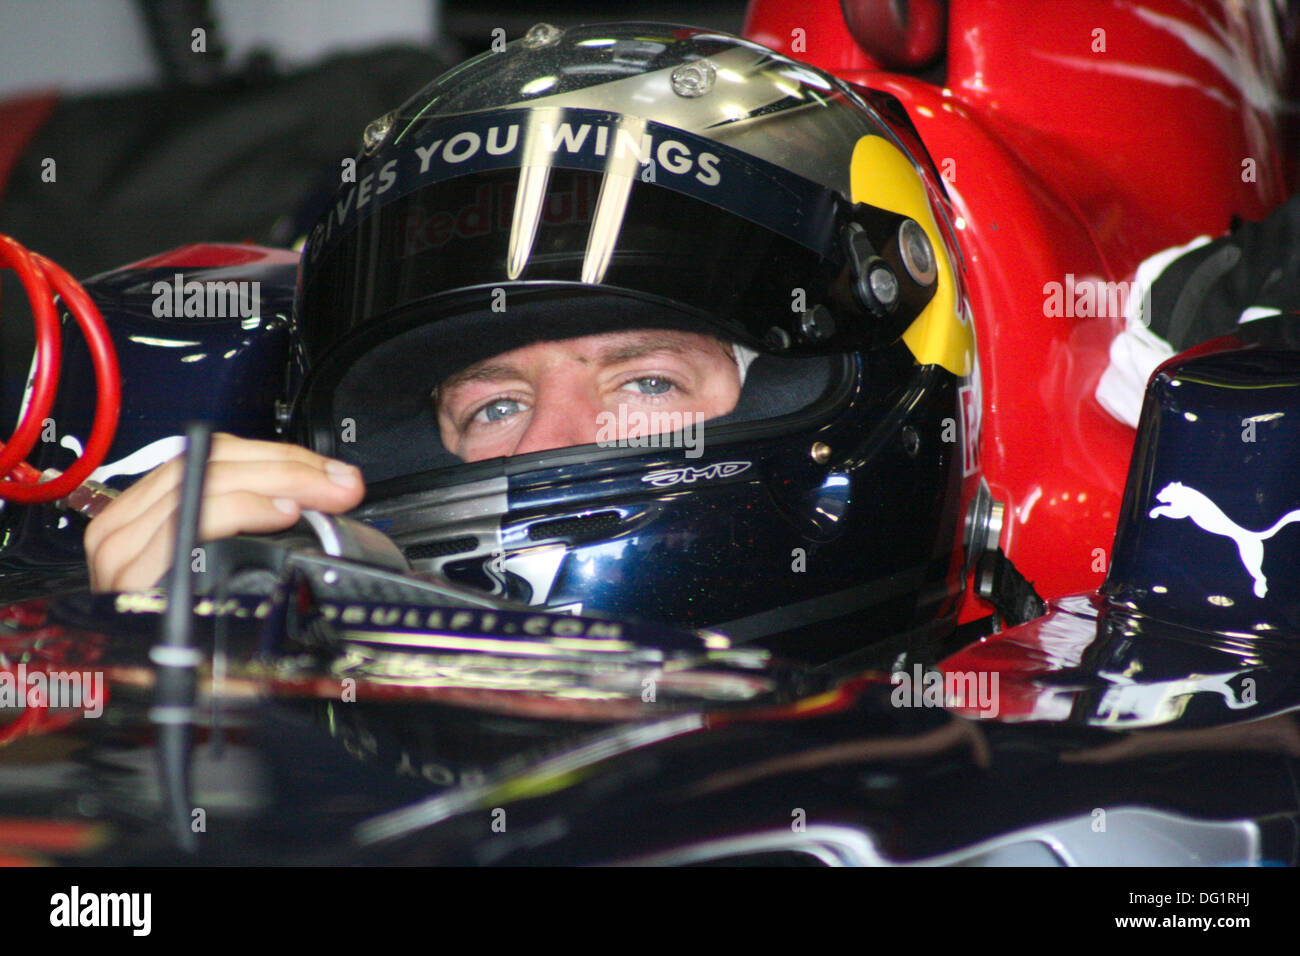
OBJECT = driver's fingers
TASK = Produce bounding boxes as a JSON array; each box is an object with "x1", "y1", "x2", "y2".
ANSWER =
[
  {"x1": 89, "y1": 458, "x2": 364, "y2": 582},
  {"x1": 91, "y1": 490, "x2": 305, "y2": 593},
  {"x1": 86, "y1": 452, "x2": 362, "y2": 557}
]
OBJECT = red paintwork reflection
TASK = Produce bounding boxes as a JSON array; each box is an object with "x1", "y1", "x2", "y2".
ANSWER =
[
  {"x1": 940, "y1": 593, "x2": 1104, "y2": 720},
  {"x1": 124, "y1": 243, "x2": 300, "y2": 270},
  {"x1": 0, "y1": 609, "x2": 110, "y2": 745}
]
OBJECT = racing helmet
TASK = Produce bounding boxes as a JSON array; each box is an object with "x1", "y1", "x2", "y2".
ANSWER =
[{"x1": 289, "y1": 22, "x2": 980, "y2": 659}]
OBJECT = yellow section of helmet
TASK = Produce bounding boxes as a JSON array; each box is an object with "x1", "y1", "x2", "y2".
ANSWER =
[{"x1": 849, "y1": 135, "x2": 973, "y2": 377}]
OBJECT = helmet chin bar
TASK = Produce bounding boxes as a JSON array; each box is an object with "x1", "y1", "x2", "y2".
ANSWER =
[
  {"x1": 353, "y1": 470, "x2": 640, "y2": 614},
  {"x1": 350, "y1": 472, "x2": 632, "y2": 612},
  {"x1": 352, "y1": 475, "x2": 517, "y2": 594}
]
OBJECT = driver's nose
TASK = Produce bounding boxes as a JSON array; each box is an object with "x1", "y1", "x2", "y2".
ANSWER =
[{"x1": 508, "y1": 372, "x2": 603, "y2": 456}]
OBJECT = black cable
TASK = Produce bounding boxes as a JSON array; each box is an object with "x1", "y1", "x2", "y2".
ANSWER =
[
  {"x1": 151, "y1": 421, "x2": 212, "y2": 853},
  {"x1": 209, "y1": 563, "x2": 230, "y2": 760}
]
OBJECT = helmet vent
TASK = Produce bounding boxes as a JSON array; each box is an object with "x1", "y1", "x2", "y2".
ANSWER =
[
  {"x1": 405, "y1": 535, "x2": 480, "y2": 559},
  {"x1": 527, "y1": 511, "x2": 622, "y2": 541}
]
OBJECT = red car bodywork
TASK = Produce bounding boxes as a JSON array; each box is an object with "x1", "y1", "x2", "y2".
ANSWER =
[{"x1": 744, "y1": 0, "x2": 1295, "y2": 614}]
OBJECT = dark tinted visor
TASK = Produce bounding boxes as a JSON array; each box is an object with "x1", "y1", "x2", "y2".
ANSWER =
[{"x1": 297, "y1": 108, "x2": 935, "y2": 373}]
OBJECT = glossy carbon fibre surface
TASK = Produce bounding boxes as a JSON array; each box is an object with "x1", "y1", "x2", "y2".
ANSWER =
[{"x1": 0, "y1": 583, "x2": 1294, "y2": 867}]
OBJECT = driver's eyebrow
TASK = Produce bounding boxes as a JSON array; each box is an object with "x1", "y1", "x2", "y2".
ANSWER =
[
  {"x1": 434, "y1": 362, "x2": 526, "y2": 406},
  {"x1": 597, "y1": 334, "x2": 736, "y2": 366},
  {"x1": 596, "y1": 335, "x2": 696, "y2": 365}
]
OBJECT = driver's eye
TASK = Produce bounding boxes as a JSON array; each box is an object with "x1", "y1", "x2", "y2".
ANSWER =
[
  {"x1": 622, "y1": 376, "x2": 674, "y2": 396},
  {"x1": 475, "y1": 398, "x2": 523, "y2": 423}
]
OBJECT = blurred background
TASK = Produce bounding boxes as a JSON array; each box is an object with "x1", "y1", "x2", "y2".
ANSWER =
[
  {"x1": 0, "y1": 0, "x2": 747, "y2": 412},
  {"x1": 0, "y1": 0, "x2": 748, "y2": 275}
]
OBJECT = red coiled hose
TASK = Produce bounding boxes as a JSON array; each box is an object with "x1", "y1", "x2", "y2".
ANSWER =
[{"x1": 0, "y1": 235, "x2": 119, "y2": 503}]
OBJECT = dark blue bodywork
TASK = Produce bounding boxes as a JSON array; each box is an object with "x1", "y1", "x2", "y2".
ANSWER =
[{"x1": 0, "y1": 253, "x2": 297, "y2": 600}]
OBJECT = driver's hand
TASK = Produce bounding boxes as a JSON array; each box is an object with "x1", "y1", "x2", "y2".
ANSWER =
[{"x1": 84, "y1": 433, "x2": 366, "y2": 592}]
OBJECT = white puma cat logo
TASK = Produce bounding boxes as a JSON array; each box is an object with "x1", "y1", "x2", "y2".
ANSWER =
[{"x1": 1148, "y1": 482, "x2": 1300, "y2": 598}]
